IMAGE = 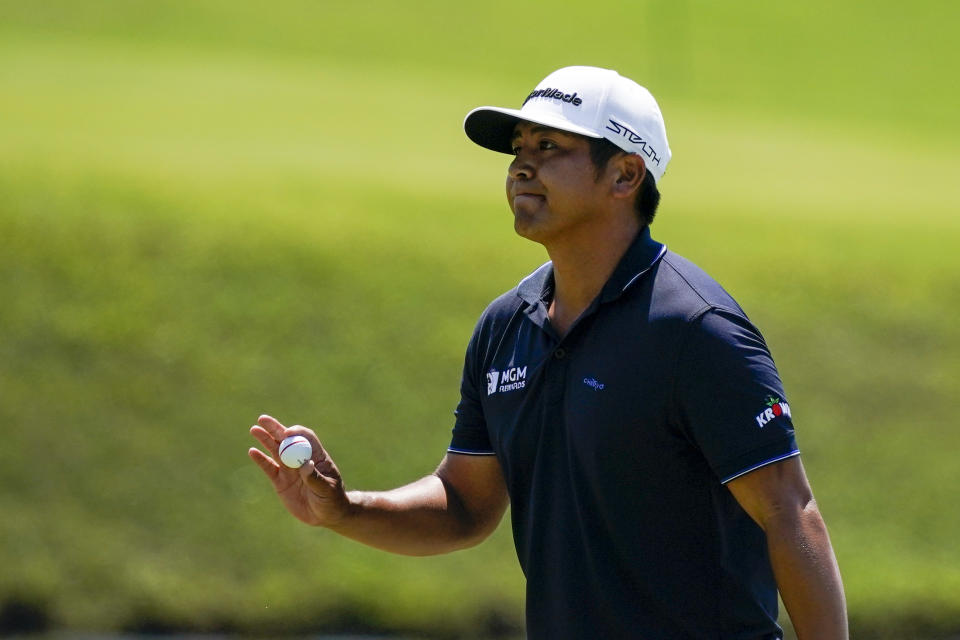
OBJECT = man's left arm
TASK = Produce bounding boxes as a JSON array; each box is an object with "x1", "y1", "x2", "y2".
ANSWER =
[{"x1": 726, "y1": 456, "x2": 849, "y2": 640}]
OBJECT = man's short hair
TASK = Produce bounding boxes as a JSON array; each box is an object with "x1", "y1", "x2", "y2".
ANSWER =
[{"x1": 587, "y1": 137, "x2": 661, "y2": 227}]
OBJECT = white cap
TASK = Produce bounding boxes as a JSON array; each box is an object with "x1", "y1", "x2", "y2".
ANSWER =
[{"x1": 464, "y1": 66, "x2": 671, "y2": 182}]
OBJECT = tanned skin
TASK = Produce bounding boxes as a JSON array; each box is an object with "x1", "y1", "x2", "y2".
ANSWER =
[{"x1": 250, "y1": 121, "x2": 848, "y2": 639}]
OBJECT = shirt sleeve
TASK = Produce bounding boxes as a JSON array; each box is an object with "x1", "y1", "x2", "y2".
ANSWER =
[
  {"x1": 448, "y1": 327, "x2": 495, "y2": 456},
  {"x1": 674, "y1": 307, "x2": 799, "y2": 483}
]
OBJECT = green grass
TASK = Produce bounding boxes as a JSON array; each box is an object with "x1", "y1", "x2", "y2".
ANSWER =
[{"x1": 1, "y1": 1, "x2": 959, "y2": 637}]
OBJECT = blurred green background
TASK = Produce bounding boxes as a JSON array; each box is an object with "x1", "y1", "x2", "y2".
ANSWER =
[{"x1": 1, "y1": 1, "x2": 958, "y2": 638}]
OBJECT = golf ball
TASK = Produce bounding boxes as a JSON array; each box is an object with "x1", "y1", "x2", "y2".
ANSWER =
[{"x1": 278, "y1": 435, "x2": 312, "y2": 468}]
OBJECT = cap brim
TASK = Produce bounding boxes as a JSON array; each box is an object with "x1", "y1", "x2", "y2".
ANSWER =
[{"x1": 463, "y1": 106, "x2": 602, "y2": 155}]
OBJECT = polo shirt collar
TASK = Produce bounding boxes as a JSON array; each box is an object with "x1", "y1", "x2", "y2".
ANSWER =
[
  {"x1": 516, "y1": 226, "x2": 666, "y2": 306},
  {"x1": 517, "y1": 261, "x2": 554, "y2": 305},
  {"x1": 599, "y1": 225, "x2": 667, "y2": 303}
]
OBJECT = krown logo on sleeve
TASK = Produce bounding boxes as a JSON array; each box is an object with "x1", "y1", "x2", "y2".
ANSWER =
[{"x1": 755, "y1": 395, "x2": 791, "y2": 428}]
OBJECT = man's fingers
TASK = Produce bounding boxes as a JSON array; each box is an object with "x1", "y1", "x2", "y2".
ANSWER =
[
  {"x1": 285, "y1": 425, "x2": 329, "y2": 462},
  {"x1": 257, "y1": 414, "x2": 287, "y2": 440},
  {"x1": 248, "y1": 447, "x2": 280, "y2": 481},
  {"x1": 251, "y1": 417, "x2": 339, "y2": 498},
  {"x1": 250, "y1": 425, "x2": 280, "y2": 457},
  {"x1": 256, "y1": 418, "x2": 327, "y2": 460}
]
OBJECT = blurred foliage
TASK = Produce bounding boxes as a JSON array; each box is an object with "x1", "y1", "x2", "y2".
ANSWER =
[{"x1": 1, "y1": 1, "x2": 958, "y2": 637}]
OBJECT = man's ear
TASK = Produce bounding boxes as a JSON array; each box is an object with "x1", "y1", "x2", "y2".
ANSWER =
[{"x1": 611, "y1": 154, "x2": 646, "y2": 199}]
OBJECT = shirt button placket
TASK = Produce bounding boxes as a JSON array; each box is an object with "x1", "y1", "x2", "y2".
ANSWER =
[{"x1": 547, "y1": 347, "x2": 569, "y2": 406}]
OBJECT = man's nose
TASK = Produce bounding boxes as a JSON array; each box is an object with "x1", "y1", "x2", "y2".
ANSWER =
[{"x1": 508, "y1": 153, "x2": 535, "y2": 181}]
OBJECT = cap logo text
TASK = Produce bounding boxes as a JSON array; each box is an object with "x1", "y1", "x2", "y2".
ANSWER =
[
  {"x1": 523, "y1": 87, "x2": 583, "y2": 107},
  {"x1": 605, "y1": 119, "x2": 662, "y2": 166}
]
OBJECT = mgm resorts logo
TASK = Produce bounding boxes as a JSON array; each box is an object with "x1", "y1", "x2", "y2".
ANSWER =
[
  {"x1": 523, "y1": 87, "x2": 583, "y2": 107},
  {"x1": 487, "y1": 366, "x2": 527, "y2": 396},
  {"x1": 605, "y1": 119, "x2": 662, "y2": 167}
]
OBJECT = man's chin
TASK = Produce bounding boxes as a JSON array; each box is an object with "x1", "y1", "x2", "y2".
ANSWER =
[{"x1": 513, "y1": 214, "x2": 551, "y2": 245}]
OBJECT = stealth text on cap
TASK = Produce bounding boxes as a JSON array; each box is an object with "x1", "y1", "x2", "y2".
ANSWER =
[
  {"x1": 605, "y1": 119, "x2": 662, "y2": 167},
  {"x1": 523, "y1": 87, "x2": 583, "y2": 107}
]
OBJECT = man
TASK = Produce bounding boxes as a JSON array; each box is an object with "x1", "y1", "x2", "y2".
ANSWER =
[{"x1": 249, "y1": 66, "x2": 848, "y2": 639}]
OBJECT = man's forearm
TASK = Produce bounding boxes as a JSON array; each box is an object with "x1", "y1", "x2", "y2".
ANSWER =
[
  {"x1": 324, "y1": 474, "x2": 489, "y2": 556},
  {"x1": 766, "y1": 500, "x2": 848, "y2": 640}
]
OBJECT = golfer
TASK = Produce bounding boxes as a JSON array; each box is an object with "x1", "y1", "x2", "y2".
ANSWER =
[{"x1": 250, "y1": 66, "x2": 848, "y2": 639}]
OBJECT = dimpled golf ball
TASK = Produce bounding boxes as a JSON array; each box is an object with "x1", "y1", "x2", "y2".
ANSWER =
[{"x1": 278, "y1": 435, "x2": 312, "y2": 468}]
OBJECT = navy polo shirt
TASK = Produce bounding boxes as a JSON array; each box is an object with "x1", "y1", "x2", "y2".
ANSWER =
[{"x1": 449, "y1": 227, "x2": 799, "y2": 639}]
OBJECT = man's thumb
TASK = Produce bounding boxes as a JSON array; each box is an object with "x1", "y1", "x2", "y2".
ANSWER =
[{"x1": 298, "y1": 459, "x2": 330, "y2": 493}]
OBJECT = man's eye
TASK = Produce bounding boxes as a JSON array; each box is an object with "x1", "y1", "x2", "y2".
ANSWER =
[
  {"x1": 511, "y1": 145, "x2": 522, "y2": 155},
  {"x1": 540, "y1": 140, "x2": 557, "y2": 150}
]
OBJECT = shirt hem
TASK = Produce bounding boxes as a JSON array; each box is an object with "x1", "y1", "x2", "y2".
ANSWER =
[
  {"x1": 447, "y1": 447, "x2": 496, "y2": 456},
  {"x1": 721, "y1": 449, "x2": 801, "y2": 484}
]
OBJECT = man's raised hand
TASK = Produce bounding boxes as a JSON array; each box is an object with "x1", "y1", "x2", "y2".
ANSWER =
[{"x1": 248, "y1": 414, "x2": 350, "y2": 527}]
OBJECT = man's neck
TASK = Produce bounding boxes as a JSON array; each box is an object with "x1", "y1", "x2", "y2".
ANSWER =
[{"x1": 545, "y1": 217, "x2": 641, "y2": 337}]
